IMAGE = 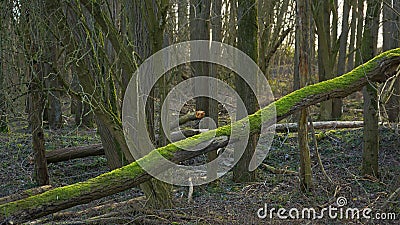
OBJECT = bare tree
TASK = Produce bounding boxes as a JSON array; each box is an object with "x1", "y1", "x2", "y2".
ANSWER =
[
  {"x1": 23, "y1": 0, "x2": 51, "y2": 185},
  {"x1": 383, "y1": 0, "x2": 400, "y2": 122},
  {"x1": 361, "y1": 0, "x2": 381, "y2": 177},
  {"x1": 312, "y1": 0, "x2": 340, "y2": 120},
  {"x1": 334, "y1": 0, "x2": 352, "y2": 119},
  {"x1": 0, "y1": 0, "x2": 10, "y2": 133},
  {"x1": 258, "y1": 0, "x2": 294, "y2": 79},
  {"x1": 295, "y1": 0, "x2": 313, "y2": 192},
  {"x1": 233, "y1": 0, "x2": 259, "y2": 183}
]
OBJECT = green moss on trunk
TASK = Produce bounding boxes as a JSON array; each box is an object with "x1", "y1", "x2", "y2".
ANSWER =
[{"x1": 1, "y1": 49, "x2": 399, "y2": 222}]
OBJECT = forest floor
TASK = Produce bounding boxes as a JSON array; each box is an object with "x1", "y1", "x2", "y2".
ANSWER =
[{"x1": 0, "y1": 93, "x2": 399, "y2": 225}]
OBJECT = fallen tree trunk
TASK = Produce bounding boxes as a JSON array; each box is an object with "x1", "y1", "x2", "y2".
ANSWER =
[
  {"x1": 46, "y1": 144, "x2": 104, "y2": 163},
  {"x1": 1, "y1": 49, "x2": 399, "y2": 223},
  {"x1": 169, "y1": 111, "x2": 205, "y2": 130},
  {"x1": 0, "y1": 185, "x2": 53, "y2": 205},
  {"x1": 275, "y1": 121, "x2": 364, "y2": 133},
  {"x1": 46, "y1": 129, "x2": 205, "y2": 163}
]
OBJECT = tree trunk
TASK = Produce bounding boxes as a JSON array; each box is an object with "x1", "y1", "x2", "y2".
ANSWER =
[
  {"x1": 45, "y1": 74, "x2": 63, "y2": 129},
  {"x1": 296, "y1": 0, "x2": 313, "y2": 192},
  {"x1": 361, "y1": 0, "x2": 382, "y2": 177},
  {"x1": 275, "y1": 121, "x2": 364, "y2": 132},
  {"x1": 334, "y1": 0, "x2": 351, "y2": 119},
  {"x1": 233, "y1": 0, "x2": 259, "y2": 183},
  {"x1": 1, "y1": 50, "x2": 399, "y2": 223},
  {"x1": 46, "y1": 144, "x2": 104, "y2": 163},
  {"x1": 354, "y1": 0, "x2": 364, "y2": 67},
  {"x1": 71, "y1": 72, "x2": 94, "y2": 127},
  {"x1": 0, "y1": 1, "x2": 9, "y2": 133},
  {"x1": 94, "y1": 112, "x2": 131, "y2": 169},
  {"x1": 29, "y1": 62, "x2": 50, "y2": 186},
  {"x1": 383, "y1": 0, "x2": 400, "y2": 122},
  {"x1": 0, "y1": 185, "x2": 52, "y2": 205},
  {"x1": 313, "y1": 0, "x2": 338, "y2": 120},
  {"x1": 347, "y1": 0, "x2": 357, "y2": 72},
  {"x1": 208, "y1": 0, "x2": 222, "y2": 180},
  {"x1": 26, "y1": 0, "x2": 51, "y2": 186},
  {"x1": 45, "y1": 129, "x2": 203, "y2": 163}
]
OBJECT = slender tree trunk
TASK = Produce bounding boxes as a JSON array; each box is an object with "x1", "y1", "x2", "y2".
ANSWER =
[
  {"x1": 0, "y1": 1, "x2": 9, "y2": 133},
  {"x1": 361, "y1": 0, "x2": 381, "y2": 177},
  {"x1": 190, "y1": 0, "x2": 218, "y2": 179},
  {"x1": 233, "y1": 0, "x2": 259, "y2": 183},
  {"x1": 354, "y1": 0, "x2": 365, "y2": 66},
  {"x1": 383, "y1": 0, "x2": 400, "y2": 122},
  {"x1": 46, "y1": 74, "x2": 63, "y2": 129},
  {"x1": 206, "y1": 0, "x2": 222, "y2": 180},
  {"x1": 26, "y1": 0, "x2": 51, "y2": 186},
  {"x1": 347, "y1": 0, "x2": 357, "y2": 72},
  {"x1": 334, "y1": 0, "x2": 351, "y2": 119},
  {"x1": 296, "y1": 0, "x2": 313, "y2": 192},
  {"x1": 30, "y1": 64, "x2": 49, "y2": 186},
  {"x1": 313, "y1": 0, "x2": 336, "y2": 120}
]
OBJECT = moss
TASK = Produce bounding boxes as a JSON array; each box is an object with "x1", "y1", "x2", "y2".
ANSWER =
[
  {"x1": 0, "y1": 161, "x2": 145, "y2": 216},
  {"x1": 269, "y1": 48, "x2": 400, "y2": 118},
  {"x1": 1, "y1": 49, "x2": 399, "y2": 218}
]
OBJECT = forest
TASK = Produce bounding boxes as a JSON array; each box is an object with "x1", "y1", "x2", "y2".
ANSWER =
[{"x1": 0, "y1": 0, "x2": 399, "y2": 224}]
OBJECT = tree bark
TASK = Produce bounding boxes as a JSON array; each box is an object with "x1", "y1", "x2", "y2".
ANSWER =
[
  {"x1": 275, "y1": 121, "x2": 364, "y2": 132},
  {"x1": 383, "y1": 0, "x2": 400, "y2": 122},
  {"x1": 0, "y1": 185, "x2": 52, "y2": 205},
  {"x1": 45, "y1": 129, "x2": 203, "y2": 163},
  {"x1": 46, "y1": 144, "x2": 104, "y2": 163},
  {"x1": 190, "y1": 0, "x2": 219, "y2": 180},
  {"x1": 334, "y1": 0, "x2": 351, "y2": 119},
  {"x1": 30, "y1": 64, "x2": 50, "y2": 186},
  {"x1": 27, "y1": 0, "x2": 50, "y2": 186},
  {"x1": 0, "y1": 0, "x2": 9, "y2": 133},
  {"x1": 233, "y1": 0, "x2": 259, "y2": 183},
  {"x1": 361, "y1": 0, "x2": 382, "y2": 178},
  {"x1": 347, "y1": 0, "x2": 357, "y2": 72},
  {"x1": 313, "y1": 0, "x2": 339, "y2": 120},
  {"x1": 1, "y1": 49, "x2": 399, "y2": 223},
  {"x1": 296, "y1": 0, "x2": 313, "y2": 192},
  {"x1": 208, "y1": 0, "x2": 221, "y2": 180}
]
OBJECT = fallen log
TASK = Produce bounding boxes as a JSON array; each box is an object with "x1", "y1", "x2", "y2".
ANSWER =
[
  {"x1": 1, "y1": 48, "x2": 399, "y2": 223},
  {"x1": 274, "y1": 121, "x2": 364, "y2": 133},
  {"x1": 45, "y1": 129, "x2": 205, "y2": 163},
  {"x1": 170, "y1": 111, "x2": 205, "y2": 130},
  {"x1": 0, "y1": 185, "x2": 53, "y2": 205},
  {"x1": 46, "y1": 144, "x2": 104, "y2": 163}
]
